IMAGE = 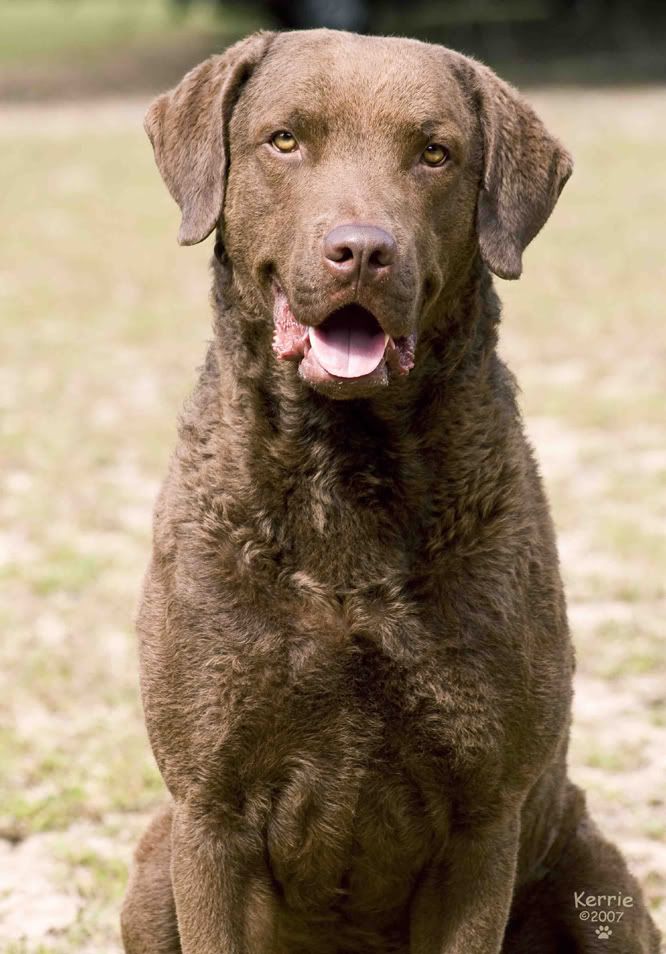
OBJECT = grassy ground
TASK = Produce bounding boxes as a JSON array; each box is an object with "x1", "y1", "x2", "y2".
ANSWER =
[
  {"x1": 0, "y1": 85, "x2": 664, "y2": 951},
  {"x1": 0, "y1": 0, "x2": 201, "y2": 63},
  {"x1": 0, "y1": 0, "x2": 259, "y2": 101}
]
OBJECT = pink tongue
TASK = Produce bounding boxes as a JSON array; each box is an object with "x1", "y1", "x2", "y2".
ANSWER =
[{"x1": 309, "y1": 309, "x2": 388, "y2": 379}]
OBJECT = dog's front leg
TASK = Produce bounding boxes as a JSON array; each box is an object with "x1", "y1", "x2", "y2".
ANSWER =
[
  {"x1": 410, "y1": 812, "x2": 520, "y2": 954},
  {"x1": 171, "y1": 802, "x2": 276, "y2": 954}
]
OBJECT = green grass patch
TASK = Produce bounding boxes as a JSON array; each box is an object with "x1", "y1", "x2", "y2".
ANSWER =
[
  {"x1": 29, "y1": 547, "x2": 108, "y2": 597},
  {"x1": 0, "y1": 0, "x2": 220, "y2": 64},
  {"x1": 57, "y1": 844, "x2": 128, "y2": 903},
  {"x1": 583, "y1": 742, "x2": 647, "y2": 774}
]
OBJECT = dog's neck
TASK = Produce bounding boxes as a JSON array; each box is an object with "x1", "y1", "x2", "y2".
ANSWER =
[{"x1": 179, "y1": 256, "x2": 525, "y2": 588}]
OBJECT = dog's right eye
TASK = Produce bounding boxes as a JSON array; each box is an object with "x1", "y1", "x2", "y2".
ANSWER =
[
  {"x1": 421, "y1": 143, "x2": 450, "y2": 167},
  {"x1": 271, "y1": 131, "x2": 299, "y2": 153}
]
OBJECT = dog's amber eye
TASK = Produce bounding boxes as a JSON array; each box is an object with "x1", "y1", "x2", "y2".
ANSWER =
[
  {"x1": 271, "y1": 130, "x2": 298, "y2": 153},
  {"x1": 422, "y1": 143, "x2": 449, "y2": 167}
]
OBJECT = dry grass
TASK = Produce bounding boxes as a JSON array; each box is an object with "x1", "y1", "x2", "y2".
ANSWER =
[{"x1": 0, "y1": 87, "x2": 664, "y2": 951}]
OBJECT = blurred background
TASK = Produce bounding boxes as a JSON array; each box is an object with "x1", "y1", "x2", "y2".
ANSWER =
[
  {"x1": 1, "y1": 0, "x2": 666, "y2": 99},
  {"x1": 0, "y1": 2, "x2": 664, "y2": 952}
]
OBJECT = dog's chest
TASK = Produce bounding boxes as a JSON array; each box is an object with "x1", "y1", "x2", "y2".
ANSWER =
[
  {"x1": 221, "y1": 583, "x2": 505, "y2": 914},
  {"x1": 262, "y1": 637, "x2": 448, "y2": 911}
]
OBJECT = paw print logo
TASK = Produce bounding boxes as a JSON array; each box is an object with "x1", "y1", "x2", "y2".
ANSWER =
[{"x1": 595, "y1": 926, "x2": 613, "y2": 940}]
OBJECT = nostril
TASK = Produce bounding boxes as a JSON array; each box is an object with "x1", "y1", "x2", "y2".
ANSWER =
[
  {"x1": 368, "y1": 247, "x2": 392, "y2": 269},
  {"x1": 324, "y1": 239, "x2": 356, "y2": 267}
]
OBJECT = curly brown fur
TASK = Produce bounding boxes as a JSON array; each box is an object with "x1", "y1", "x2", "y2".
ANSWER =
[{"x1": 122, "y1": 29, "x2": 661, "y2": 954}]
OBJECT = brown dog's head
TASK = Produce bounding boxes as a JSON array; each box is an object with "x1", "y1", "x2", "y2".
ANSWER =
[{"x1": 146, "y1": 30, "x2": 571, "y2": 399}]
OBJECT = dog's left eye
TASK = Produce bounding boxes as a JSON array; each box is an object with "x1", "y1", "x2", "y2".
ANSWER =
[
  {"x1": 271, "y1": 130, "x2": 299, "y2": 153},
  {"x1": 421, "y1": 143, "x2": 449, "y2": 167}
]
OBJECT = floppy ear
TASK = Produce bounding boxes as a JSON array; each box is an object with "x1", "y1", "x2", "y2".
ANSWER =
[
  {"x1": 470, "y1": 61, "x2": 573, "y2": 280},
  {"x1": 144, "y1": 31, "x2": 274, "y2": 246}
]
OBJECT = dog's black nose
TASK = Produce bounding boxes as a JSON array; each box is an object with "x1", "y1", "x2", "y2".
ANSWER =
[{"x1": 323, "y1": 224, "x2": 396, "y2": 283}]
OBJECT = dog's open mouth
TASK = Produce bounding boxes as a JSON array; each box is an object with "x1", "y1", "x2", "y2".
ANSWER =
[
  {"x1": 272, "y1": 288, "x2": 415, "y2": 391},
  {"x1": 309, "y1": 306, "x2": 389, "y2": 378}
]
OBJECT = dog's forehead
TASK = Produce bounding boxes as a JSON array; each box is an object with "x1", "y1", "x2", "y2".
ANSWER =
[{"x1": 242, "y1": 30, "x2": 473, "y2": 137}]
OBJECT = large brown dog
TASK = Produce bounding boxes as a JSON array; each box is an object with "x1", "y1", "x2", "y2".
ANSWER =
[{"x1": 121, "y1": 29, "x2": 661, "y2": 954}]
